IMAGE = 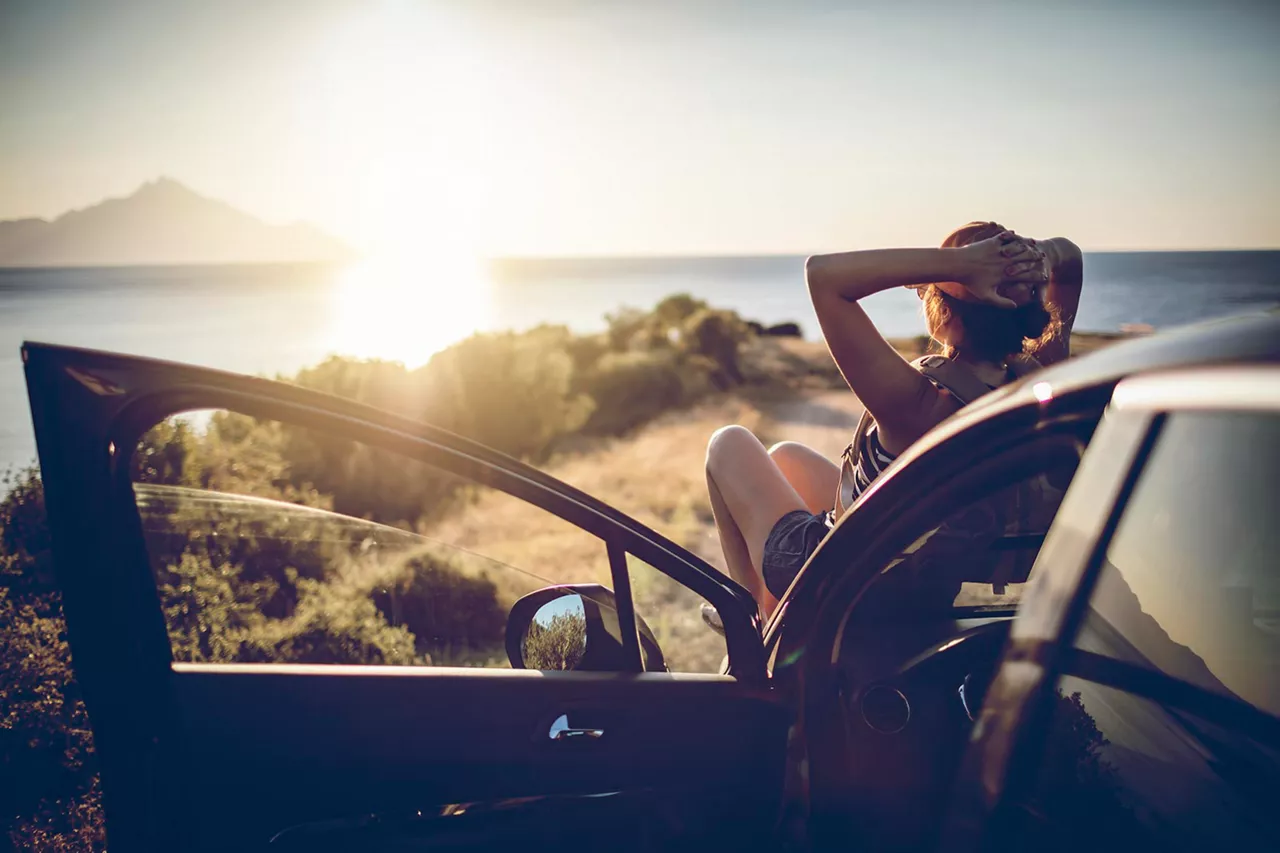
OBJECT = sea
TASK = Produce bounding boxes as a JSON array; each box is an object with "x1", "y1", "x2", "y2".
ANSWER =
[{"x1": 2, "y1": 250, "x2": 1278, "y2": 473}]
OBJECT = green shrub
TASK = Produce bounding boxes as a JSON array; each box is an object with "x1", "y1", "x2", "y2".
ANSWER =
[
  {"x1": 0, "y1": 469, "x2": 103, "y2": 849},
  {"x1": 0, "y1": 588, "x2": 102, "y2": 850},
  {"x1": 136, "y1": 482, "x2": 339, "y2": 621},
  {"x1": 280, "y1": 435, "x2": 454, "y2": 526},
  {"x1": 674, "y1": 354, "x2": 722, "y2": 400},
  {"x1": 603, "y1": 306, "x2": 652, "y2": 352},
  {"x1": 578, "y1": 350, "x2": 687, "y2": 435},
  {"x1": 680, "y1": 308, "x2": 748, "y2": 384},
  {"x1": 0, "y1": 466, "x2": 52, "y2": 596},
  {"x1": 238, "y1": 578, "x2": 418, "y2": 666},
  {"x1": 371, "y1": 552, "x2": 506, "y2": 659},
  {"x1": 419, "y1": 329, "x2": 594, "y2": 458},
  {"x1": 653, "y1": 293, "x2": 709, "y2": 327},
  {"x1": 292, "y1": 356, "x2": 421, "y2": 417},
  {"x1": 156, "y1": 553, "x2": 274, "y2": 662},
  {"x1": 563, "y1": 332, "x2": 611, "y2": 374},
  {"x1": 132, "y1": 418, "x2": 197, "y2": 487}
]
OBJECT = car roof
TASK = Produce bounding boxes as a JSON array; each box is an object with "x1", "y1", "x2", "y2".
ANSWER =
[{"x1": 963, "y1": 309, "x2": 1280, "y2": 419}]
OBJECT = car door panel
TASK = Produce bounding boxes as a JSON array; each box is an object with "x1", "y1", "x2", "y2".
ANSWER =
[
  {"x1": 22, "y1": 342, "x2": 786, "y2": 852},
  {"x1": 165, "y1": 667, "x2": 787, "y2": 850}
]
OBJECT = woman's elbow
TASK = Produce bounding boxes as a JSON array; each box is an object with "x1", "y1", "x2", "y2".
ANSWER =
[
  {"x1": 804, "y1": 254, "x2": 821, "y2": 282},
  {"x1": 804, "y1": 254, "x2": 830, "y2": 294}
]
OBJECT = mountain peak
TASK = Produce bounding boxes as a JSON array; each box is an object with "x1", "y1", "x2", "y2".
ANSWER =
[
  {"x1": 0, "y1": 179, "x2": 356, "y2": 267},
  {"x1": 123, "y1": 176, "x2": 214, "y2": 210},
  {"x1": 136, "y1": 175, "x2": 191, "y2": 194}
]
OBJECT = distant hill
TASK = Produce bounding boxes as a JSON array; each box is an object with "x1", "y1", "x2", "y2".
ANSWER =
[{"x1": 0, "y1": 178, "x2": 357, "y2": 267}]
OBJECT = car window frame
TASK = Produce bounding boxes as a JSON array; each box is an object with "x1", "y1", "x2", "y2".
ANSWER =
[
  {"x1": 1052, "y1": 367, "x2": 1280, "y2": 724},
  {"x1": 945, "y1": 365, "x2": 1280, "y2": 853}
]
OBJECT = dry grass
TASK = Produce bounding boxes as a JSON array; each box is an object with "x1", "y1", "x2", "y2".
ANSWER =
[{"x1": 417, "y1": 388, "x2": 864, "y2": 672}]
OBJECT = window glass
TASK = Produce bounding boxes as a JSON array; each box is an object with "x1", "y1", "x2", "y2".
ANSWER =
[
  {"x1": 1075, "y1": 413, "x2": 1280, "y2": 717},
  {"x1": 873, "y1": 457, "x2": 1078, "y2": 617},
  {"x1": 1013, "y1": 676, "x2": 1280, "y2": 852},
  {"x1": 629, "y1": 555, "x2": 728, "y2": 673},
  {"x1": 132, "y1": 411, "x2": 611, "y2": 668}
]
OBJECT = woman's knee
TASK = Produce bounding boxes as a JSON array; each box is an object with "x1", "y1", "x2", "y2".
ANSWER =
[
  {"x1": 768, "y1": 441, "x2": 829, "y2": 479},
  {"x1": 706, "y1": 425, "x2": 763, "y2": 477},
  {"x1": 767, "y1": 440, "x2": 805, "y2": 464}
]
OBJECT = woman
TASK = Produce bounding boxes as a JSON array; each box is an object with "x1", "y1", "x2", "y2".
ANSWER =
[{"x1": 704, "y1": 222, "x2": 1083, "y2": 621}]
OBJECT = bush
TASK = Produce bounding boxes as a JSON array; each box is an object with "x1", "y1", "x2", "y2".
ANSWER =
[
  {"x1": 371, "y1": 552, "x2": 506, "y2": 659},
  {"x1": 1, "y1": 469, "x2": 104, "y2": 850},
  {"x1": 681, "y1": 308, "x2": 748, "y2": 384},
  {"x1": 279, "y1": 435, "x2": 454, "y2": 526},
  {"x1": 292, "y1": 357, "x2": 421, "y2": 418},
  {"x1": 603, "y1": 306, "x2": 652, "y2": 352},
  {"x1": 0, "y1": 467, "x2": 52, "y2": 596},
  {"x1": 653, "y1": 294, "x2": 709, "y2": 327},
  {"x1": 136, "y1": 480, "x2": 339, "y2": 622},
  {"x1": 0, "y1": 588, "x2": 102, "y2": 850},
  {"x1": 156, "y1": 553, "x2": 275, "y2": 662},
  {"x1": 418, "y1": 329, "x2": 594, "y2": 460},
  {"x1": 238, "y1": 579, "x2": 418, "y2": 666},
  {"x1": 578, "y1": 350, "x2": 688, "y2": 436},
  {"x1": 562, "y1": 332, "x2": 611, "y2": 375}
]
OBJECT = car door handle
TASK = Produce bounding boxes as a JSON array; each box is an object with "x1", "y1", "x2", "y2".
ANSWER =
[{"x1": 548, "y1": 713, "x2": 604, "y2": 741}]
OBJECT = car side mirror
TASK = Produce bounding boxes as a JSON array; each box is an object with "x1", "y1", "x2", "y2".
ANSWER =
[{"x1": 505, "y1": 584, "x2": 668, "y2": 672}]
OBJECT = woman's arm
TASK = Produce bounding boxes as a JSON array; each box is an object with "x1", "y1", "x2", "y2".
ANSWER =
[
  {"x1": 1030, "y1": 237, "x2": 1084, "y2": 366},
  {"x1": 806, "y1": 235, "x2": 1043, "y2": 452}
]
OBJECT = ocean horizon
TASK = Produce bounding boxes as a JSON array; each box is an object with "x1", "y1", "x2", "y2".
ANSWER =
[{"x1": 3, "y1": 249, "x2": 1278, "y2": 472}]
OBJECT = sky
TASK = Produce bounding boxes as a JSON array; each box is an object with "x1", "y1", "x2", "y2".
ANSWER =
[{"x1": 1, "y1": 0, "x2": 1278, "y2": 256}]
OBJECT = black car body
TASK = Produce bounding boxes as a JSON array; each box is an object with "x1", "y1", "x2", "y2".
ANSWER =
[{"x1": 21, "y1": 310, "x2": 1280, "y2": 851}]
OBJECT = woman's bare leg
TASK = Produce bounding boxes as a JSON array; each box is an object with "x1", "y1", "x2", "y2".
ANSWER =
[
  {"x1": 706, "y1": 475, "x2": 773, "y2": 612},
  {"x1": 768, "y1": 441, "x2": 840, "y2": 515},
  {"x1": 705, "y1": 426, "x2": 808, "y2": 617}
]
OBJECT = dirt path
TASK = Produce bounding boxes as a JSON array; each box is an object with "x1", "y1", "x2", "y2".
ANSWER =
[{"x1": 756, "y1": 389, "x2": 863, "y2": 460}]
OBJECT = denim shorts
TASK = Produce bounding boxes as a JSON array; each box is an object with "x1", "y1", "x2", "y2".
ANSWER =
[{"x1": 761, "y1": 509, "x2": 829, "y2": 600}]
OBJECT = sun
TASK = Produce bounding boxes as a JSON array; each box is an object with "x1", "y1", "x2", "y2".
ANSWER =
[{"x1": 327, "y1": 250, "x2": 493, "y2": 368}]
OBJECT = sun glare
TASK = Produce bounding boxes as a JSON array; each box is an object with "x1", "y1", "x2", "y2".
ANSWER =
[
  {"x1": 293, "y1": 3, "x2": 504, "y2": 367},
  {"x1": 327, "y1": 252, "x2": 494, "y2": 367}
]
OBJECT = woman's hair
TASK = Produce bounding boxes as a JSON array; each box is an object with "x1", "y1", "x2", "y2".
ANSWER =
[{"x1": 920, "y1": 220, "x2": 1061, "y2": 363}]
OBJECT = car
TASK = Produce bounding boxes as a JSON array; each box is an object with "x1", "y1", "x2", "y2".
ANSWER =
[{"x1": 22, "y1": 309, "x2": 1280, "y2": 852}]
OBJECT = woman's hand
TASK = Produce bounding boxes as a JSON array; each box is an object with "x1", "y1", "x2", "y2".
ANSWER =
[{"x1": 954, "y1": 231, "x2": 1048, "y2": 308}]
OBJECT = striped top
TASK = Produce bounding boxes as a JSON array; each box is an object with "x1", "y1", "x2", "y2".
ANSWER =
[
  {"x1": 844, "y1": 422, "x2": 899, "y2": 500},
  {"x1": 824, "y1": 424, "x2": 898, "y2": 528}
]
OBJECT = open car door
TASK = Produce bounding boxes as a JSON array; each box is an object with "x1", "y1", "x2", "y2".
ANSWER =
[{"x1": 23, "y1": 342, "x2": 789, "y2": 853}]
